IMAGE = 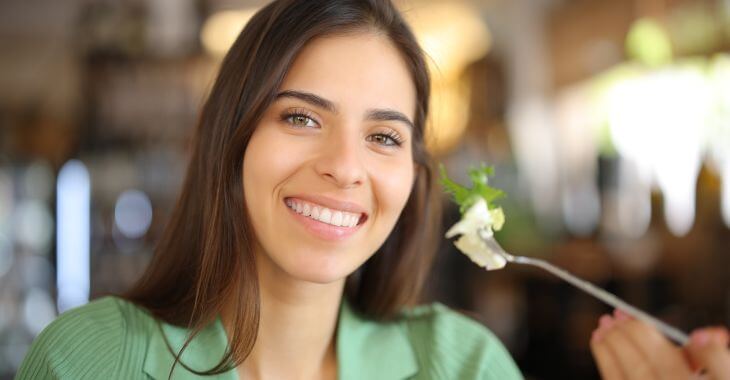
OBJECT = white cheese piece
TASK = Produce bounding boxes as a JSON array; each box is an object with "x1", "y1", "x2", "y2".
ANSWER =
[{"x1": 445, "y1": 198, "x2": 507, "y2": 270}]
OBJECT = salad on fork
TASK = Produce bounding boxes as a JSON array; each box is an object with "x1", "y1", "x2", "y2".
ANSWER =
[{"x1": 439, "y1": 163, "x2": 690, "y2": 345}]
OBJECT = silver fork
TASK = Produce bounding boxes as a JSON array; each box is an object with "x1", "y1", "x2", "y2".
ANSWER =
[{"x1": 478, "y1": 228, "x2": 689, "y2": 345}]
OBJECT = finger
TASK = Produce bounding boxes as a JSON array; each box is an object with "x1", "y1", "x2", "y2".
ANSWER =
[
  {"x1": 685, "y1": 327, "x2": 730, "y2": 379},
  {"x1": 613, "y1": 309, "x2": 691, "y2": 379},
  {"x1": 591, "y1": 316, "x2": 625, "y2": 380},
  {"x1": 602, "y1": 314, "x2": 658, "y2": 380}
]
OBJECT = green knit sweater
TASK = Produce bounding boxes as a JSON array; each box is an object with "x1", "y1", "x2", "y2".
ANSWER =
[{"x1": 16, "y1": 296, "x2": 523, "y2": 379}]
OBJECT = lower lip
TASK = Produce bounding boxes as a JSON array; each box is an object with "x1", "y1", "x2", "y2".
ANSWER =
[{"x1": 284, "y1": 200, "x2": 363, "y2": 241}]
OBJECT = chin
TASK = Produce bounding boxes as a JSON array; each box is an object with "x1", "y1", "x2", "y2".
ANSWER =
[
  {"x1": 279, "y1": 249, "x2": 360, "y2": 285},
  {"x1": 289, "y1": 270, "x2": 347, "y2": 285}
]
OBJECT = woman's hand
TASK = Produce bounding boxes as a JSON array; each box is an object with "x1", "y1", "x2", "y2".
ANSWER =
[{"x1": 590, "y1": 309, "x2": 730, "y2": 379}]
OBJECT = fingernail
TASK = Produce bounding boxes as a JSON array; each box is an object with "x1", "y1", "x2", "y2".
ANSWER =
[
  {"x1": 599, "y1": 315, "x2": 614, "y2": 329},
  {"x1": 593, "y1": 315, "x2": 615, "y2": 343},
  {"x1": 613, "y1": 309, "x2": 630, "y2": 322},
  {"x1": 691, "y1": 330, "x2": 710, "y2": 347}
]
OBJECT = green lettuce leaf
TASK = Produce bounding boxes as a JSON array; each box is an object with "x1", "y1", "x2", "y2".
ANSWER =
[{"x1": 439, "y1": 163, "x2": 506, "y2": 216}]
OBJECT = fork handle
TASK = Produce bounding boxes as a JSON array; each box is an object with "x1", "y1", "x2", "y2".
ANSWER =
[{"x1": 514, "y1": 256, "x2": 689, "y2": 345}]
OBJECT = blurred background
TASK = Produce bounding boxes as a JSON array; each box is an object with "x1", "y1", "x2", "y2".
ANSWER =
[{"x1": 0, "y1": 0, "x2": 728, "y2": 378}]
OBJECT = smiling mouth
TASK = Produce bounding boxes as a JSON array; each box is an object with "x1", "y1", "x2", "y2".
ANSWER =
[{"x1": 284, "y1": 197, "x2": 368, "y2": 228}]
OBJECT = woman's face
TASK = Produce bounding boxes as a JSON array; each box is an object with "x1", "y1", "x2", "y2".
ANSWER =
[{"x1": 242, "y1": 32, "x2": 417, "y2": 284}]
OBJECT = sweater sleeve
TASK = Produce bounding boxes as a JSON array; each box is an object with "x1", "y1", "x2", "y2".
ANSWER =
[
  {"x1": 404, "y1": 303, "x2": 524, "y2": 380},
  {"x1": 15, "y1": 297, "x2": 126, "y2": 380}
]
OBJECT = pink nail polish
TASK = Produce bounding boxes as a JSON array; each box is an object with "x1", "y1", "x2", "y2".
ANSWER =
[
  {"x1": 692, "y1": 330, "x2": 710, "y2": 347},
  {"x1": 613, "y1": 309, "x2": 629, "y2": 322},
  {"x1": 599, "y1": 315, "x2": 614, "y2": 329}
]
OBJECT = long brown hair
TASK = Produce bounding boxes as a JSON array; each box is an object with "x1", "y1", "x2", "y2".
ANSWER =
[{"x1": 122, "y1": 0, "x2": 441, "y2": 376}]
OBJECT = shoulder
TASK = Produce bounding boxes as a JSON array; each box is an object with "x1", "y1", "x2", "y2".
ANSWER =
[
  {"x1": 16, "y1": 296, "x2": 154, "y2": 379},
  {"x1": 400, "y1": 303, "x2": 523, "y2": 380},
  {"x1": 401, "y1": 303, "x2": 499, "y2": 347}
]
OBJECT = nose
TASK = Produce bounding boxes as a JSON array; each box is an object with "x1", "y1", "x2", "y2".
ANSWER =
[{"x1": 313, "y1": 129, "x2": 366, "y2": 189}]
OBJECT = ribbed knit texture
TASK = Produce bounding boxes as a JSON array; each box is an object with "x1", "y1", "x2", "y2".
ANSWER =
[
  {"x1": 15, "y1": 296, "x2": 523, "y2": 379},
  {"x1": 402, "y1": 303, "x2": 522, "y2": 379},
  {"x1": 15, "y1": 297, "x2": 152, "y2": 379}
]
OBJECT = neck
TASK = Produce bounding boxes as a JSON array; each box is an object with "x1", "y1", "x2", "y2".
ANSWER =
[{"x1": 225, "y1": 251, "x2": 344, "y2": 380}]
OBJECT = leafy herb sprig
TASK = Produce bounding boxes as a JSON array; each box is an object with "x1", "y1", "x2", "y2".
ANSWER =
[{"x1": 439, "y1": 163, "x2": 506, "y2": 216}]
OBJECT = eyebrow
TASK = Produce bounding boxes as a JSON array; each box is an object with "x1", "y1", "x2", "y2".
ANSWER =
[
  {"x1": 275, "y1": 90, "x2": 415, "y2": 130},
  {"x1": 364, "y1": 109, "x2": 414, "y2": 130}
]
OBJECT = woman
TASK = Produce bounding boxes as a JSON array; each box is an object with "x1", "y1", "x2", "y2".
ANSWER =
[
  {"x1": 15, "y1": 0, "x2": 729, "y2": 379},
  {"x1": 17, "y1": 1, "x2": 520, "y2": 379}
]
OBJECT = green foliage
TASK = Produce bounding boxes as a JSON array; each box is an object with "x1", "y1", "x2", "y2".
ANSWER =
[{"x1": 439, "y1": 163, "x2": 506, "y2": 215}]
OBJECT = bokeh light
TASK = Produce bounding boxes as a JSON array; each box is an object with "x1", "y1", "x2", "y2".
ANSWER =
[
  {"x1": 22, "y1": 288, "x2": 56, "y2": 336},
  {"x1": 114, "y1": 189, "x2": 153, "y2": 239},
  {"x1": 15, "y1": 201, "x2": 54, "y2": 254},
  {"x1": 201, "y1": 9, "x2": 258, "y2": 57},
  {"x1": 56, "y1": 160, "x2": 91, "y2": 313}
]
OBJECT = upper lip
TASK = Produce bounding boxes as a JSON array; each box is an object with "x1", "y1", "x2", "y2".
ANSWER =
[{"x1": 285, "y1": 194, "x2": 368, "y2": 216}]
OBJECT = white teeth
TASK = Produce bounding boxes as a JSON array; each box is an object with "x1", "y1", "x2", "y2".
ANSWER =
[
  {"x1": 286, "y1": 198, "x2": 361, "y2": 228},
  {"x1": 319, "y1": 208, "x2": 332, "y2": 224},
  {"x1": 332, "y1": 211, "x2": 343, "y2": 226},
  {"x1": 342, "y1": 214, "x2": 351, "y2": 227}
]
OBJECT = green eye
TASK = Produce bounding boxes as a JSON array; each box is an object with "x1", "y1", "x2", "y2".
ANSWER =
[
  {"x1": 281, "y1": 110, "x2": 319, "y2": 128},
  {"x1": 292, "y1": 115, "x2": 310, "y2": 126},
  {"x1": 287, "y1": 114, "x2": 317, "y2": 128},
  {"x1": 367, "y1": 131, "x2": 404, "y2": 147},
  {"x1": 368, "y1": 134, "x2": 397, "y2": 146}
]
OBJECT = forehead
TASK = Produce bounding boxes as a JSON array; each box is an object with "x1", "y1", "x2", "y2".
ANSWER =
[{"x1": 279, "y1": 32, "x2": 417, "y2": 120}]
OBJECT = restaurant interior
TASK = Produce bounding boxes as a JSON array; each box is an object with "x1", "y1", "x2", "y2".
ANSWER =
[{"x1": 1, "y1": 0, "x2": 729, "y2": 378}]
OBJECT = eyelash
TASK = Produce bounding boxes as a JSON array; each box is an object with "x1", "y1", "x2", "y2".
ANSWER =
[
  {"x1": 368, "y1": 130, "x2": 404, "y2": 147},
  {"x1": 280, "y1": 110, "x2": 406, "y2": 147},
  {"x1": 281, "y1": 109, "x2": 320, "y2": 128}
]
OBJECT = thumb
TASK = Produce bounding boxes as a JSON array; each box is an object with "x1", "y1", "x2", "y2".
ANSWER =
[{"x1": 685, "y1": 327, "x2": 730, "y2": 379}]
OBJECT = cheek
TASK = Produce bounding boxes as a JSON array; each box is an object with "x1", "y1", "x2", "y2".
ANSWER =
[
  {"x1": 372, "y1": 157, "x2": 415, "y2": 217},
  {"x1": 243, "y1": 126, "x2": 306, "y2": 221},
  {"x1": 243, "y1": 130, "x2": 270, "y2": 209}
]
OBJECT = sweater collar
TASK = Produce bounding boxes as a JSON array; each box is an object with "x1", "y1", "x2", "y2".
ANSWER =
[
  {"x1": 336, "y1": 300, "x2": 419, "y2": 379},
  {"x1": 142, "y1": 299, "x2": 419, "y2": 379}
]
